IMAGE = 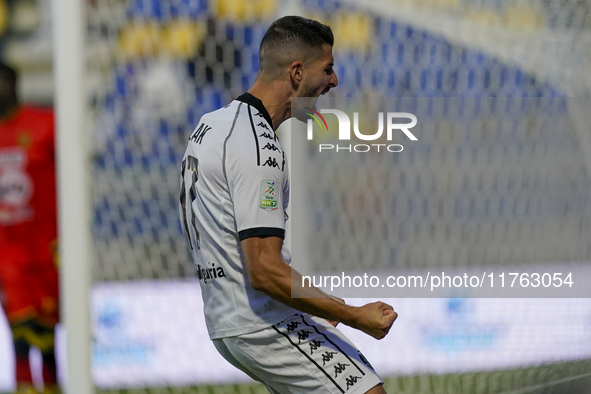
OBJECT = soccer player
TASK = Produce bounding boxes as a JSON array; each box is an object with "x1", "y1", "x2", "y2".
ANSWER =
[
  {"x1": 0, "y1": 62, "x2": 60, "y2": 394},
  {"x1": 180, "y1": 16, "x2": 397, "y2": 393}
]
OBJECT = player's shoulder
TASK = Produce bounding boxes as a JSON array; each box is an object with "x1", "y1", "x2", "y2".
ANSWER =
[
  {"x1": 195, "y1": 101, "x2": 240, "y2": 132},
  {"x1": 195, "y1": 93, "x2": 274, "y2": 133},
  {"x1": 202, "y1": 100, "x2": 240, "y2": 122},
  {"x1": 186, "y1": 101, "x2": 240, "y2": 147},
  {"x1": 189, "y1": 98, "x2": 262, "y2": 139},
  {"x1": 187, "y1": 93, "x2": 281, "y2": 164}
]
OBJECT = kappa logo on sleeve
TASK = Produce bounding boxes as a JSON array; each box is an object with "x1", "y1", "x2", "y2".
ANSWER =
[{"x1": 260, "y1": 180, "x2": 280, "y2": 210}]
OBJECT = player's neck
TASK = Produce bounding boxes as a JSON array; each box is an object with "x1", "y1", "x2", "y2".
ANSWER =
[{"x1": 247, "y1": 80, "x2": 292, "y2": 131}]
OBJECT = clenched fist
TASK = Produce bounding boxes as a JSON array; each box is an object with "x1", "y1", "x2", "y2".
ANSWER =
[{"x1": 350, "y1": 301, "x2": 397, "y2": 339}]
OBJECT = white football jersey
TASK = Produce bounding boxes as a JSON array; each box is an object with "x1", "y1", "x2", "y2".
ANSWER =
[{"x1": 180, "y1": 93, "x2": 296, "y2": 339}]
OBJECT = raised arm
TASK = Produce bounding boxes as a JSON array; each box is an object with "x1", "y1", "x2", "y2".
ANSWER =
[{"x1": 241, "y1": 235, "x2": 398, "y2": 339}]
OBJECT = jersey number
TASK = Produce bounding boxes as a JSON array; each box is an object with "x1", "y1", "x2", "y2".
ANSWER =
[{"x1": 180, "y1": 155, "x2": 200, "y2": 250}]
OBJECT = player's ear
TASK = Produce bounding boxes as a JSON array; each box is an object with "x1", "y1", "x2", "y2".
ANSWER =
[{"x1": 289, "y1": 60, "x2": 304, "y2": 87}]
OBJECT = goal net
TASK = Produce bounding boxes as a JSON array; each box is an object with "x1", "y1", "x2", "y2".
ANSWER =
[{"x1": 82, "y1": 0, "x2": 591, "y2": 392}]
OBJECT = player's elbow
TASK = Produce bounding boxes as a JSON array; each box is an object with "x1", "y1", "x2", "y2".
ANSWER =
[
  {"x1": 247, "y1": 264, "x2": 269, "y2": 292},
  {"x1": 249, "y1": 277, "x2": 265, "y2": 292}
]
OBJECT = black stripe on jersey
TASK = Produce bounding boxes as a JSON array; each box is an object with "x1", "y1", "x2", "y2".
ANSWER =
[
  {"x1": 236, "y1": 92, "x2": 273, "y2": 129},
  {"x1": 180, "y1": 155, "x2": 201, "y2": 250},
  {"x1": 179, "y1": 158, "x2": 193, "y2": 250},
  {"x1": 282, "y1": 151, "x2": 285, "y2": 171},
  {"x1": 222, "y1": 103, "x2": 243, "y2": 186},
  {"x1": 271, "y1": 325, "x2": 345, "y2": 394},
  {"x1": 247, "y1": 106, "x2": 261, "y2": 166},
  {"x1": 238, "y1": 227, "x2": 285, "y2": 241},
  {"x1": 299, "y1": 315, "x2": 366, "y2": 376}
]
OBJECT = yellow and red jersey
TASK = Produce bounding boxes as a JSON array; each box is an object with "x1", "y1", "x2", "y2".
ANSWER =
[
  {"x1": 0, "y1": 106, "x2": 59, "y2": 325},
  {"x1": 0, "y1": 106, "x2": 57, "y2": 263}
]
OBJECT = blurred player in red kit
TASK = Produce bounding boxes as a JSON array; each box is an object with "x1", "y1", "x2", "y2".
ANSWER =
[{"x1": 0, "y1": 62, "x2": 60, "y2": 394}]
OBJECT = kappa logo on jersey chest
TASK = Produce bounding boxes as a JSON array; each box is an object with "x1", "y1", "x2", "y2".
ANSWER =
[
  {"x1": 256, "y1": 122, "x2": 270, "y2": 130},
  {"x1": 263, "y1": 157, "x2": 280, "y2": 168},
  {"x1": 259, "y1": 131, "x2": 274, "y2": 140},
  {"x1": 262, "y1": 143, "x2": 280, "y2": 152}
]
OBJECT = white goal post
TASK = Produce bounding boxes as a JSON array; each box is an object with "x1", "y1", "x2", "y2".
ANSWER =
[{"x1": 52, "y1": 0, "x2": 93, "y2": 393}]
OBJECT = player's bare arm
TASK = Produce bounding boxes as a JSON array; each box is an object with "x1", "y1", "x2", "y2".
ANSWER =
[{"x1": 241, "y1": 236, "x2": 398, "y2": 340}]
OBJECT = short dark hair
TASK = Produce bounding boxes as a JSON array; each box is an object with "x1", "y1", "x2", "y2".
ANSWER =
[{"x1": 258, "y1": 16, "x2": 334, "y2": 79}]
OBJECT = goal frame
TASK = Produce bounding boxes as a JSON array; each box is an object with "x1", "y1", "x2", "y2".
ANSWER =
[{"x1": 52, "y1": 0, "x2": 93, "y2": 392}]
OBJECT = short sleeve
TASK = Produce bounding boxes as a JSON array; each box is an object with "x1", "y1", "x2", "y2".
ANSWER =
[{"x1": 226, "y1": 123, "x2": 287, "y2": 241}]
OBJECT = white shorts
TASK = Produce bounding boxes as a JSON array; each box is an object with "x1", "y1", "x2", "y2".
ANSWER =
[{"x1": 212, "y1": 313, "x2": 383, "y2": 394}]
